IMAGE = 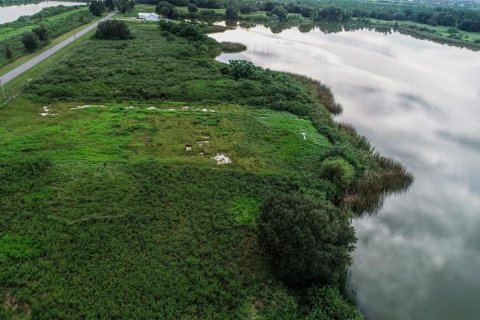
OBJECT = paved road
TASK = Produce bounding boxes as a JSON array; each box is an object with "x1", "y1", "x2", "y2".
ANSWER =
[{"x1": 0, "y1": 12, "x2": 116, "y2": 85}]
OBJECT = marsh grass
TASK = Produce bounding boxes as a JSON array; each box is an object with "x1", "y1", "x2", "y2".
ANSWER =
[
  {"x1": 291, "y1": 74, "x2": 343, "y2": 115},
  {"x1": 221, "y1": 41, "x2": 247, "y2": 52}
]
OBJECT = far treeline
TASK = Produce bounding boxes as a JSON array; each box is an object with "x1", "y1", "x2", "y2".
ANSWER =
[{"x1": 136, "y1": 0, "x2": 480, "y2": 32}]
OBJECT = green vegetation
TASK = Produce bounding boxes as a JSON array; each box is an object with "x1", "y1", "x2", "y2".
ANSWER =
[
  {"x1": 95, "y1": 20, "x2": 132, "y2": 39},
  {"x1": 258, "y1": 194, "x2": 356, "y2": 287},
  {"x1": 221, "y1": 41, "x2": 247, "y2": 52},
  {"x1": 0, "y1": 6, "x2": 94, "y2": 68},
  {"x1": 132, "y1": 0, "x2": 480, "y2": 49},
  {"x1": 0, "y1": 18, "x2": 413, "y2": 318}
]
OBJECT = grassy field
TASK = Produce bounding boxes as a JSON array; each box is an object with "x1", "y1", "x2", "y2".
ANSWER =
[{"x1": 0, "y1": 20, "x2": 403, "y2": 319}]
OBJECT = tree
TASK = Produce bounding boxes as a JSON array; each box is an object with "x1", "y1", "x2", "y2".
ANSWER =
[
  {"x1": 257, "y1": 194, "x2": 356, "y2": 287},
  {"x1": 103, "y1": 0, "x2": 114, "y2": 10},
  {"x1": 155, "y1": 1, "x2": 178, "y2": 19},
  {"x1": 225, "y1": 5, "x2": 239, "y2": 20},
  {"x1": 95, "y1": 20, "x2": 132, "y2": 40},
  {"x1": 32, "y1": 25, "x2": 48, "y2": 42},
  {"x1": 89, "y1": 0, "x2": 105, "y2": 16},
  {"x1": 114, "y1": 0, "x2": 132, "y2": 13},
  {"x1": 270, "y1": 6, "x2": 288, "y2": 22},
  {"x1": 187, "y1": 3, "x2": 198, "y2": 13},
  {"x1": 22, "y1": 32, "x2": 39, "y2": 52}
]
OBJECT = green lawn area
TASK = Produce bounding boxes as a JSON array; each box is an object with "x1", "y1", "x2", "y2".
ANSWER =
[{"x1": 0, "y1": 20, "x2": 377, "y2": 319}]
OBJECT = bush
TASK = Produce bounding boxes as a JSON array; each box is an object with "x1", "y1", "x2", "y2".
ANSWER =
[
  {"x1": 32, "y1": 25, "x2": 49, "y2": 42},
  {"x1": 319, "y1": 158, "x2": 355, "y2": 189},
  {"x1": 159, "y1": 21, "x2": 205, "y2": 41},
  {"x1": 304, "y1": 287, "x2": 364, "y2": 320},
  {"x1": 95, "y1": 20, "x2": 132, "y2": 40},
  {"x1": 22, "y1": 32, "x2": 39, "y2": 52},
  {"x1": 257, "y1": 193, "x2": 356, "y2": 287},
  {"x1": 229, "y1": 60, "x2": 257, "y2": 79},
  {"x1": 4, "y1": 45, "x2": 12, "y2": 60}
]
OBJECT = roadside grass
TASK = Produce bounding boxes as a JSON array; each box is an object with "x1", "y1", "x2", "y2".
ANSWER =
[
  {"x1": 0, "y1": 28, "x2": 96, "y2": 104},
  {"x1": 0, "y1": 14, "x2": 104, "y2": 78},
  {"x1": 0, "y1": 6, "x2": 95, "y2": 68}
]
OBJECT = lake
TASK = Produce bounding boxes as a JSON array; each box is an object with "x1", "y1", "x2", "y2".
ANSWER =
[
  {"x1": 211, "y1": 25, "x2": 480, "y2": 319},
  {"x1": 0, "y1": 1, "x2": 83, "y2": 24}
]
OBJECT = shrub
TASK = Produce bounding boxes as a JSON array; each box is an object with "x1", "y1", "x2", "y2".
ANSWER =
[
  {"x1": 304, "y1": 286, "x2": 364, "y2": 320},
  {"x1": 32, "y1": 25, "x2": 49, "y2": 42},
  {"x1": 95, "y1": 20, "x2": 132, "y2": 40},
  {"x1": 159, "y1": 21, "x2": 206, "y2": 41},
  {"x1": 257, "y1": 193, "x2": 356, "y2": 287},
  {"x1": 229, "y1": 60, "x2": 257, "y2": 79},
  {"x1": 21, "y1": 32, "x2": 39, "y2": 52},
  {"x1": 4, "y1": 45, "x2": 12, "y2": 60},
  {"x1": 319, "y1": 158, "x2": 355, "y2": 189}
]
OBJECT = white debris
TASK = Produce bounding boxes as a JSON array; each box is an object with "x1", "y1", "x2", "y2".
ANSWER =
[
  {"x1": 147, "y1": 107, "x2": 157, "y2": 110},
  {"x1": 125, "y1": 105, "x2": 135, "y2": 110},
  {"x1": 209, "y1": 109, "x2": 215, "y2": 112},
  {"x1": 182, "y1": 106, "x2": 190, "y2": 110},
  {"x1": 168, "y1": 108, "x2": 176, "y2": 111},
  {"x1": 197, "y1": 140, "x2": 209, "y2": 146},
  {"x1": 301, "y1": 132, "x2": 307, "y2": 140},
  {"x1": 71, "y1": 105, "x2": 106, "y2": 110},
  {"x1": 201, "y1": 108, "x2": 208, "y2": 112},
  {"x1": 212, "y1": 153, "x2": 231, "y2": 165},
  {"x1": 40, "y1": 106, "x2": 59, "y2": 117}
]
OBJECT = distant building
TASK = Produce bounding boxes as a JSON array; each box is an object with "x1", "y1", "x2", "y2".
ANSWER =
[{"x1": 138, "y1": 13, "x2": 159, "y2": 21}]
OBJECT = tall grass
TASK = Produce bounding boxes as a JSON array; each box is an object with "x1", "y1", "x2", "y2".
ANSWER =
[{"x1": 291, "y1": 74, "x2": 343, "y2": 114}]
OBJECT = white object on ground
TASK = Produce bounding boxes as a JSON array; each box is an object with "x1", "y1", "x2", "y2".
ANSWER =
[
  {"x1": 41, "y1": 106, "x2": 59, "y2": 116},
  {"x1": 301, "y1": 132, "x2": 307, "y2": 140},
  {"x1": 147, "y1": 107, "x2": 157, "y2": 110},
  {"x1": 182, "y1": 106, "x2": 190, "y2": 110},
  {"x1": 212, "y1": 153, "x2": 231, "y2": 165},
  {"x1": 125, "y1": 105, "x2": 134, "y2": 109},
  {"x1": 168, "y1": 108, "x2": 175, "y2": 111},
  {"x1": 71, "y1": 105, "x2": 106, "y2": 110}
]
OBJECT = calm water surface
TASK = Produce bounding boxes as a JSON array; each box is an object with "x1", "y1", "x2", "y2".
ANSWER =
[
  {"x1": 0, "y1": 1, "x2": 83, "y2": 24},
  {"x1": 211, "y1": 26, "x2": 480, "y2": 319}
]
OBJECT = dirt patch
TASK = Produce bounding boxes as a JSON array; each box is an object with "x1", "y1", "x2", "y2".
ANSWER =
[{"x1": 4, "y1": 294, "x2": 31, "y2": 316}]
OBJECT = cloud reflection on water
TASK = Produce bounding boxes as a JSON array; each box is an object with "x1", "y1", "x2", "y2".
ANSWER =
[{"x1": 211, "y1": 25, "x2": 480, "y2": 319}]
